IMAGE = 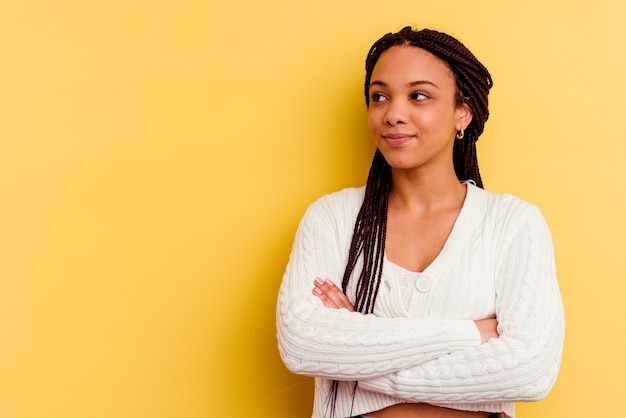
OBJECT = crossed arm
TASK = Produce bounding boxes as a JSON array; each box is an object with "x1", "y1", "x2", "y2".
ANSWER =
[
  {"x1": 277, "y1": 196, "x2": 564, "y2": 404},
  {"x1": 313, "y1": 278, "x2": 499, "y2": 344}
]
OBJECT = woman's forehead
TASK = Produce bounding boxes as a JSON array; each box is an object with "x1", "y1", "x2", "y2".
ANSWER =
[{"x1": 372, "y1": 46, "x2": 455, "y2": 84}]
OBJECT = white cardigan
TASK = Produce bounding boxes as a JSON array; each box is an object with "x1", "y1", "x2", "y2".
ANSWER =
[{"x1": 277, "y1": 184, "x2": 564, "y2": 418}]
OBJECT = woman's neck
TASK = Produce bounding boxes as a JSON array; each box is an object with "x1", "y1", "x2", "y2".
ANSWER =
[{"x1": 389, "y1": 168, "x2": 466, "y2": 212}]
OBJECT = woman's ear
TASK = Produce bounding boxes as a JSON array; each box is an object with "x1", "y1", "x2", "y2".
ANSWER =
[{"x1": 456, "y1": 102, "x2": 473, "y2": 132}]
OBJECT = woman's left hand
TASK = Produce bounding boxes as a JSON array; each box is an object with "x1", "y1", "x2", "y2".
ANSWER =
[{"x1": 312, "y1": 278, "x2": 355, "y2": 312}]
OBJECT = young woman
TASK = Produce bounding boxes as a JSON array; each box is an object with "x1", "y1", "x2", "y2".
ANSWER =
[{"x1": 276, "y1": 27, "x2": 564, "y2": 418}]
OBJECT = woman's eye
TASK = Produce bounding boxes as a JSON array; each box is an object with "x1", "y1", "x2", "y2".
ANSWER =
[
  {"x1": 410, "y1": 92, "x2": 428, "y2": 101},
  {"x1": 371, "y1": 93, "x2": 388, "y2": 102}
]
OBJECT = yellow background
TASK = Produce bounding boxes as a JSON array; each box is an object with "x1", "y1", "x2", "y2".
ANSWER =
[{"x1": 0, "y1": 1, "x2": 624, "y2": 417}]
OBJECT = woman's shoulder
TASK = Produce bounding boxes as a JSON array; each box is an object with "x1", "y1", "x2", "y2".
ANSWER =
[
  {"x1": 300, "y1": 186, "x2": 365, "y2": 225},
  {"x1": 307, "y1": 186, "x2": 365, "y2": 211},
  {"x1": 470, "y1": 184, "x2": 548, "y2": 230}
]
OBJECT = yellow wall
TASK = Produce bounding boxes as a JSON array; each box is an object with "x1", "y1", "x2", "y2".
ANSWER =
[{"x1": 1, "y1": 1, "x2": 624, "y2": 417}]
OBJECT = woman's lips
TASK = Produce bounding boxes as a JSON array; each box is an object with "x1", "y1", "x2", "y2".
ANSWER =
[{"x1": 382, "y1": 133, "x2": 414, "y2": 147}]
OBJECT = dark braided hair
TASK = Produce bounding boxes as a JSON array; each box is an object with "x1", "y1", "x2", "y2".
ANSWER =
[{"x1": 327, "y1": 26, "x2": 493, "y2": 417}]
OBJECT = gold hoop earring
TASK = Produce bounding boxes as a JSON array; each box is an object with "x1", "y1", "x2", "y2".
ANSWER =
[{"x1": 456, "y1": 128, "x2": 465, "y2": 140}]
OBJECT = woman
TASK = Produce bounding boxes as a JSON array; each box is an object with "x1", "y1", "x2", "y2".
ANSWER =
[{"x1": 276, "y1": 27, "x2": 564, "y2": 418}]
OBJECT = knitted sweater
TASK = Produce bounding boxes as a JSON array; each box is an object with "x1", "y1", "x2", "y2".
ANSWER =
[{"x1": 276, "y1": 184, "x2": 564, "y2": 418}]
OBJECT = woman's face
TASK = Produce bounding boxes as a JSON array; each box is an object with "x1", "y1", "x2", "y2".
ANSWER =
[{"x1": 367, "y1": 46, "x2": 472, "y2": 173}]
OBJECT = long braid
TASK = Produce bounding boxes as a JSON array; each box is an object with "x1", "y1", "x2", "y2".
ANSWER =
[
  {"x1": 341, "y1": 150, "x2": 390, "y2": 313},
  {"x1": 327, "y1": 26, "x2": 492, "y2": 417}
]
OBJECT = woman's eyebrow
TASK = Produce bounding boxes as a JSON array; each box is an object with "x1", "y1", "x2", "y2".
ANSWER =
[
  {"x1": 369, "y1": 80, "x2": 440, "y2": 89},
  {"x1": 369, "y1": 80, "x2": 387, "y2": 89},
  {"x1": 407, "y1": 80, "x2": 439, "y2": 89}
]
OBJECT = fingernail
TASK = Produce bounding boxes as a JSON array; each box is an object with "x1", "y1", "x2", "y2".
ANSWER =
[
  {"x1": 314, "y1": 277, "x2": 323, "y2": 286},
  {"x1": 312, "y1": 287, "x2": 322, "y2": 295},
  {"x1": 325, "y1": 279, "x2": 335, "y2": 286}
]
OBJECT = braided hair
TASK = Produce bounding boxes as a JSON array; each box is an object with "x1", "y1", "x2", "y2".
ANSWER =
[{"x1": 327, "y1": 27, "x2": 493, "y2": 417}]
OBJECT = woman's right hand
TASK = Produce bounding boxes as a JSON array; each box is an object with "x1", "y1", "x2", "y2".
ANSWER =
[
  {"x1": 312, "y1": 277, "x2": 355, "y2": 312},
  {"x1": 474, "y1": 318, "x2": 499, "y2": 343}
]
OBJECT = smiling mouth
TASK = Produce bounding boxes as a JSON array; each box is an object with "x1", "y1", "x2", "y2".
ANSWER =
[{"x1": 382, "y1": 134, "x2": 414, "y2": 146}]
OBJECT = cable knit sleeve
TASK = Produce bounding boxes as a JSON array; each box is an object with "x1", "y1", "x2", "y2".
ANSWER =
[
  {"x1": 358, "y1": 204, "x2": 565, "y2": 403},
  {"x1": 276, "y1": 190, "x2": 481, "y2": 381}
]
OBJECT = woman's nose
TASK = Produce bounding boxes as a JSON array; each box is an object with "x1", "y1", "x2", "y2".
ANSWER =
[{"x1": 384, "y1": 100, "x2": 408, "y2": 125}]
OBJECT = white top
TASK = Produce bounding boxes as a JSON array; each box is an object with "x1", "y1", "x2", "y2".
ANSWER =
[{"x1": 276, "y1": 184, "x2": 564, "y2": 418}]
